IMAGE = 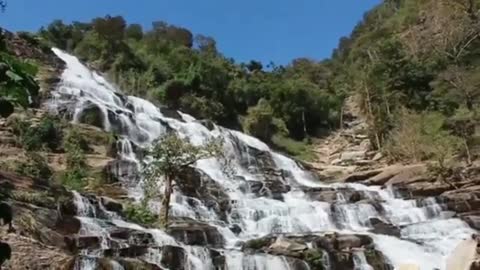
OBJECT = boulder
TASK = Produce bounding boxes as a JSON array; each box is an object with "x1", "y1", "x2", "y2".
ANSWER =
[
  {"x1": 176, "y1": 167, "x2": 230, "y2": 220},
  {"x1": 65, "y1": 236, "x2": 101, "y2": 252},
  {"x1": 78, "y1": 102, "x2": 105, "y2": 129},
  {"x1": 340, "y1": 151, "x2": 366, "y2": 162},
  {"x1": 369, "y1": 218, "x2": 401, "y2": 237},
  {"x1": 364, "y1": 164, "x2": 426, "y2": 186},
  {"x1": 268, "y1": 237, "x2": 308, "y2": 256},
  {"x1": 100, "y1": 197, "x2": 123, "y2": 214},
  {"x1": 167, "y1": 219, "x2": 224, "y2": 248}
]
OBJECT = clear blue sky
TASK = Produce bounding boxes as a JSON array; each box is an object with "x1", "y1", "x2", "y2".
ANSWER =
[{"x1": 0, "y1": 0, "x2": 381, "y2": 65}]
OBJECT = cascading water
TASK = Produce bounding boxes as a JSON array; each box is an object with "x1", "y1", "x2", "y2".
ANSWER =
[{"x1": 49, "y1": 48, "x2": 476, "y2": 270}]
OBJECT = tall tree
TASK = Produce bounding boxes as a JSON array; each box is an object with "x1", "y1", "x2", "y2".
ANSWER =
[{"x1": 142, "y1": 134, "x2": 223, "y2": 228}]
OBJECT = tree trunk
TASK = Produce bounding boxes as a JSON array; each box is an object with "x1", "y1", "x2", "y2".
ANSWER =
[
  {"x1": 160, "y1": 174, "x2": 173, "y2": 228},
  {"x1": 463, "y1": 135, "x2": 472, "y2": 165},
  {"x1": 302, "y1": 110, "x2": 307, "y2": 138}
]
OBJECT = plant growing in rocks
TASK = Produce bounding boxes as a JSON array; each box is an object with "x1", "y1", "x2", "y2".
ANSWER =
[{"x1": 142, "y1": 133, "x2": 223, "y2": 228}]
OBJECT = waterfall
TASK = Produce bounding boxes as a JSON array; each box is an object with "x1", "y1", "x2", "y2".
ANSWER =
[{"x1": 50, "y1": 48, "x2": 476, "y2": 270}]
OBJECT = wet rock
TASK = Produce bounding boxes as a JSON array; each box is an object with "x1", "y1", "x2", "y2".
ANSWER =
[
  {"x1": 365, "y1": 249, "x2": 394, "y2": 270},
  {"x1": 110, "y1": 229, "x2": 155, "y2": 246},
  {"x1": 159, "y1": 106, "x2": 184, "y2": 121},
  {"x1": 176, "y1": 167, "x2": 230, "y2": 220},
  {"x1": 268, "y1": 237, "x2": 308, "y2": 256},
  {"x1": 229, "y1": 224, "x2": 242, "y2": 235},
  {"x1": 167, "y1": 218, "x2": 225, "y2": 248},
  {"x1": 160, "y1": 245, "x2": 186, "y2": 269},
  {"x1": 103, "y1": 159, "x2": 139, "y2": 184},
  {"x1": 100, "y1": 196, "x2": 123, "y2": 214},
  {"x1": 65, "y1": 236, "x2": 101, "y2": 252},
  {"x1": 197, "y1": 119, "x2": 216, "y2": 130},
  {"x1": 78, "y1": 102, "x2": 105, "y2": 129},
  {"x1": 336, "y1": 235, "x2": 372, "y2": 250},
  {"x1": 116, "y1": 258, "x2": 162, "y2": 270},
  {"x1": 369, "y1": 218, "x2": 401, "y2": 237}
]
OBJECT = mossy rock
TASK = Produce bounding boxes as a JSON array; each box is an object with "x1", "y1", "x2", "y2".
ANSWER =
[
  {"x1": 365, "y1": 249, "x2": 394, "y2": 270},
  {"x1": 303, "y1": 249, "x2": 327, "y2": 270}
]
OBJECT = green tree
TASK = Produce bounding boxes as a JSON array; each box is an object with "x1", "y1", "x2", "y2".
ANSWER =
[
  {"x1": 125, "y1": 24, "x2": 143, "y2": 41},
  {"x1": 142, "y1": 134, "x2": 223, "y2": 228},
  {"x1": 244, "y1": 99, "x2": 288, "y2": 142},
  {"x1": 0, "y1": 52, "x2": 39, "y2": 117}
]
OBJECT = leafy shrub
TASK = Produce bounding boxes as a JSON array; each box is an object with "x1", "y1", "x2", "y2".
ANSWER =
[
  {"x1": 59, "y1": 170, "x2": 87, "y2": 191},
  {"x1": 124, "y1": 203, "x2": 157, "y2": 226},
  {"x1": 272, "y1": 134, "x2": 315, "y2": 161},
  {"x1": 385, "y1": 109, "x2": 462, "y2": 166},
  {"x1": 15, "y1": 152, "x2": 53, "y2": 180},
  {"x1": 11, "y1": 190, "x2": 55, "y2": 207},
  {"x1": 11, "y1": 115, "x2": 64, "y2": 151}
]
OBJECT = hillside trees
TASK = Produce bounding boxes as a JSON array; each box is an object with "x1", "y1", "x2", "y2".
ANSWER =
[{"x1": 38, "y1": 15, "x2": 342, "y2": 144}]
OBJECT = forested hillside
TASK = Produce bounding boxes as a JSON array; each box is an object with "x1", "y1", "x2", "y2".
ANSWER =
[{"x1": 12, "y1": 0, "x2": 480, "y2": 166}]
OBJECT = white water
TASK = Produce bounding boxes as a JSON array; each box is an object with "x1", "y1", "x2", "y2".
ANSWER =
[{"x1": 50, "y1": 48, "x2": 476, "y2": 270}]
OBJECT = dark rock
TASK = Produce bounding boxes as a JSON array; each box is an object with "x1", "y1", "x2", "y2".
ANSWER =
[
  {"x1": 369, "y1": 218, "x2": 401, "y2": 237},
  {"x1": 197, "y1": 119, "x2": 216, "y2": 131},
  {"x1": 55, "y1": 216, "x2": 81, "y2": 235},
  {"x1": 65, "y1": 236, "x2": 101, "y2": 252},
  {"x1": 110, "y1": 229, "x2": 155, "y2": 246},
  {"x1": 103, "y1": 159, "x2": 139, "y2": 184},
  {"x1": 160, "y1": 245, "x2": 186, "y2": 269},
  {"x1": 100, "y1": 197, "x2": 123, "y2": 214},
  {"x1": 0, "y1": 99, "x2": 14, "y2": 118},
  {"x1": 229, "y1": 224, "x2": 242, "y2": 235},
  {"x1": 79, "y1": 102, "x2": 105, "y2": 129},
  {"x1": 364, "y1": 249, "x2": 394, "y2": 270},
  {"x1": 176, "y1": 167, "x2": 230, "y2": 220},
  {"x1": 159, "y1": 107, "x2": 184, "y2": 122},
  {"x1": 117, "y1": 258, "x2": 162, "y2": 270},
  {"x1": 167, "y1": 219, "x2": 225, "y2": 248}
]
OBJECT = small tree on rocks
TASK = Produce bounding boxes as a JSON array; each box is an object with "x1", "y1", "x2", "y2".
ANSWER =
[{"x1": 142, "y1": 133, "x2": 223, "y2": 228}]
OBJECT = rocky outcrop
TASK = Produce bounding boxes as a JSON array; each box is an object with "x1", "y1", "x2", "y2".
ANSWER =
[
  {"x1": 243, "y1": 233, "x2": 392, "y2": 270},
  {"x1": 176, "y1": 167, "x2": 231, "y2": 220},
  {"x1": 167, "y1": 218, "x2": 224, "y2": 248}
]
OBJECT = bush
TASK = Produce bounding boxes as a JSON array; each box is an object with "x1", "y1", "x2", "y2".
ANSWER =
[
  {"x1": 243, "y1": 99, "x2": 288, "y2": 143},
  {"x1": 15, "y1": 152, "x2": 53, "y2": 180},
  {"x1": 385, "y1": 109, "x2": 462, "y2": 166},
  {"x1": 59, "y1": 170, "x2": 86, "y2": 191},
  {"x1": 272, "y1": 134, "x2": 315, "y2": 161},
  {"x1": 11, "y1": 115, "x2": 64, "y2": 151},
  {"x1": 124, "y1": 203, "x2": 157, "y2": 226}
]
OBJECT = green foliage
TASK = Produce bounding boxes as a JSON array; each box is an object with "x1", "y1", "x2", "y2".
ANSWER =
[
  {"x1": 59, "y1": 170, "x2": 87, "y2": 191},
  {"x1": 11, "y1": 190, "x2": 55, "y2": 207},
  {"x1": 15, "y1": 152, "x2": 53, "y2": 180},
  {"x1": 124, "y1": 202, "x2": 157, "y2": 226},
  {"x1": 142, "y1": 133, "x2": 223, "y2": 226},
  {"x1": 38, "y1": 16, "x2": 343, "y2": 142},
  {"x1": 60, "y1": 127, "x2": 89, "y2": 191},
  {"x1": 271, "y1": 134, "x2": 315, "y2": 162},
  {"x1": 244, "y1": 99, "x2": 287, "y2": 143},
  {"x1": 385, "y1": 109, "x2": 462, "y2": 166},
  {"x1": 11, "y1": 115, "x2": 64, "y2": 151},
  {"x1": 303, "y1": 249, "x2": 326, "y2": 270},
  {"x1": 0, "y1": 51, "x2": 39, "y2": 114}
]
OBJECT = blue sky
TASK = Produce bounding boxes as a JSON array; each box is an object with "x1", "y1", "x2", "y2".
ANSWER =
[{"x1": 0, "y1": 0, "x2": 381, "y2": 65}]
